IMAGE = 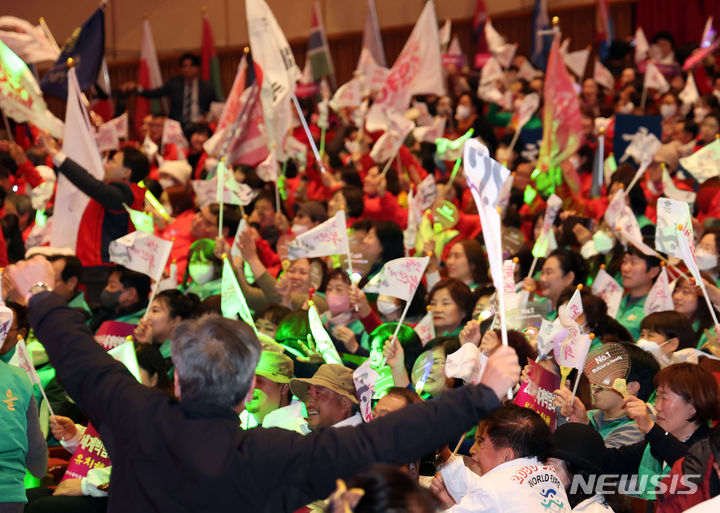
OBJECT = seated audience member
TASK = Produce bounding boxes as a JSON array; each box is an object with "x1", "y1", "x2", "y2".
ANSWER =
[
  {"x1": 617, "y1": 246, "x2": 662, "y2": 340},
  {"x1": 242, "y1": 351, "x2": 307, "y2": 432},
  {"x1": 431, "y1": 404, "x2": 569, "y2": 512},
  {"x1": 91, "y1": 267, "x2": 151, "y2": 331},
  {"x1": 290, "y1": 364, "x2": 362, "y2": 431}
]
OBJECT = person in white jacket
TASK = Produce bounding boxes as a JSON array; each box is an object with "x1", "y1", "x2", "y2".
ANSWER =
[{"x1": 430, "y1": 404, "x2": 571, "y2": 513}]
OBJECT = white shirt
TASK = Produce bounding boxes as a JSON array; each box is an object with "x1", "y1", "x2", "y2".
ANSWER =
[
  {"x1": 684, "y1": 495, "x2": 720, "y2": 513},
  {"x1": 441, "y1": 456, "x2": 571, "y2": 513},
  {"x1": 333, "y1": 412, "x2": 364, "y2": 428},
  {"x1": 573, "y1": 494, "x2": 614, "y2": 513}
]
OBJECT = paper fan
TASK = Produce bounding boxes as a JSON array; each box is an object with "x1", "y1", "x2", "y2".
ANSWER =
[{"x1": 583, "y1": 342, "x2": 630, "y2": 387}]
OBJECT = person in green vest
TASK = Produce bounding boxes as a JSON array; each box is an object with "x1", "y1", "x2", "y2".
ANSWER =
[
  {"x1": 0, "y1": 357, "x2": 47, "y2": 512},
  {"x1": 528, "y1": 248, "x2": 589, "y2": 321},
  {"x1": 671, "y1": 272, "x2": 715, "y2": 350},
  {"x1": 133, "y1": 290, "x2": 200, "y2": 365},
  {"x1": 617, "y1": 245, "x2": 662, "y2": 341},
  {"x1": 603, "y1": 363, "x2": 719, "y2": 500},
  {"x1": 180, "y1": 239, "x2": 222, "y2": 301},
  {"x1": 694, "y1": 229, "x2": 720, "y2": 287},
  {"x1": 555, "y1": 343, "x2": 660, "y2": 448},
  {"x1": 90, "y1": 268, "x2": 151, "y2": 332}
]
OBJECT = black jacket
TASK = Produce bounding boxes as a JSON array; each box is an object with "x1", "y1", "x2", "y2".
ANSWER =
[
  {"x1": 29, "y1": 292, "x2": 501, "y2": 512},
  {"x1": 140, "y1": 76, "x2": 215, "y2": 123}
]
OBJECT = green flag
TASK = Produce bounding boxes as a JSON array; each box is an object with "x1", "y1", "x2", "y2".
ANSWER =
[{"x1": 124, "y1": 204, "x2": 155, "y2": 233}]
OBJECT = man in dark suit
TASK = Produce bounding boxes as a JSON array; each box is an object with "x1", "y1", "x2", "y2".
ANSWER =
[{"x1": 125, "y1": 53, "x2": 216, "y2": 127}]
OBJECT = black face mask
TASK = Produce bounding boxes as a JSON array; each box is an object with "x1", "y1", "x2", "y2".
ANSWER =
[{"x1": 100, "y1": 289, "x2": 121, "y2": 310}]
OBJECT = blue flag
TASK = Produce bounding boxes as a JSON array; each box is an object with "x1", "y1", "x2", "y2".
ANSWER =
[
  {"x1": 40, "y1": 8, "x2": 105, "y2": 99},
  {"x1": 530, "y1": 0, "x2": 552, "y2": 70}
]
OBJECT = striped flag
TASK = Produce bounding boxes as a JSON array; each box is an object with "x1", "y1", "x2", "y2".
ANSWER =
[
  {"x1": 135, "y1": 19, "x2": 166, "y2": 138},
  {"x1": 307, "y1": 2, "x2": 335, "y2": 89},
  {"x1": 202, "y1": 54, "x2": 269, "y2": 167},
  {"x1": 201, "y1": 12, "x2": 224, "y2": 101}
]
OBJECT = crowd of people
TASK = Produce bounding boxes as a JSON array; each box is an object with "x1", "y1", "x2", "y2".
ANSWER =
[{"x1": 3, "y1": 12, "x2": 720, "y2": 513}]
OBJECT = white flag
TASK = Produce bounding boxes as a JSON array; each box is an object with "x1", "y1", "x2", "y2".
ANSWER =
[
  {"x1": 355, "y1": 47, "x2": 389, "y2": 94},
  {"x1": 516, "y1": 93, "x2": 540, "y2": 130},
  {"x1": 94, "y1": 123, "x2": 119, "y2": 153},
  {"x1": 594, "y1": 59, "x2": 615, "y2": 91},
  {"x1": 161, "y1": 118, "x2": 188, "y2": 150},
  {"x1": 635, "y1": 27, "x2": 650, "y2": 63},
  {"x1": 368, "y1": 110, "x2": 413, "y2": 163},
  {"x1": 192, "y1": 176, "x2": 256, "y2": 208},
  {"x1": 0, "y1": 16, "x2": 59, "y2": 63},
  {"x1": 484, "y1": 18, "x2": 517, "y2": 68},
  {"x1": 439, "y1": 19, "x2": 451, "y2": 49},
  {"x1": 51, "y1": 68, "x2": 104, "y2": 252},
  {"x1": 353, "y1": 359, "x2": 378, "y2": 422},
  {"x1": 445, "y1": 344, "x2": 488, "y2": 385},
  {"x1": 416, "y1": 174, "x2": 438, "y2": 211},
  {"x1": 287, "y1": 210, "x2": 350, "y2": 260},
  {"x1": 362, "y1": 0, "x2": 386, "y2": 67},
  {"x1": 679, "y1": 139, "x2": 720, "y2": 184},
  {"x1": 561, "y1": 288, "x2": 584, "y2": 323},
  {"x1": 563, "y1": 48, "x2": 590, "y2": 79},
  {"x1": 330, "y1": 78, "x2": 363, "y2": 111},
  {"x1": 645, "y1": 267, "x2": 674, "y2": 315},
  {"x1": 0, "y1": 306, "x2": 14, "y2": 354},
  {"x1": 414, "y1": 311, "x2": 436, "y2": 346},
  {"x1": 620, "y1": 127, "x2": 662, "y2": 167},
  {"x1": 463, "y1": 139, "x2": 510, "y2": 293},
  {"x1": 108, "y1": 231, "x2": 173, "y2": 282},
  {"x1": 11, "y1": 337, "x2": 43, "y2": 386},
  {"x1": 104, "y1": 113, "x2": 129, "y2": 140},
  {"x1": 480, "y1": 56, "x2": 504, "y2": 86},
  {"x1": 230, "y1": 217, "x2": 248, "y2": 260},
  {"x1": 363, "y1": 257, "x2": 429, "y2": 302},
  {"x1": 656, "y1": 197, "x2": 694, "y2": 259},
  {"x1": 246, "y1": 0, "x2": 301, "y2": 158},
  {"x1": 412, "y1": 116, "x2": 446, "y2": 143},
  {"x1": 644, "y1": 61, "x2": 670, "y2": 94},
  {"x1": 256, "y1": 152, "x2": 279, "y2": 183},
  {"x1": 591, "y1": 269, "x2": 624, "y2": 318},
  {"x1": 679, "y1": 73, "x2": 700, "y2": 106},
  {"x1": 518, "y1": 60, "x2": 537, "y2": 82},
  {"x1": 366, "y1": 0, "x2": 444, "y2": 131}
]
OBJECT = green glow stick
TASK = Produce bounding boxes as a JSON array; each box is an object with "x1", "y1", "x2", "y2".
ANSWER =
[{"x1": 138, "y1": 181, "x2": 170, "y2": 221}]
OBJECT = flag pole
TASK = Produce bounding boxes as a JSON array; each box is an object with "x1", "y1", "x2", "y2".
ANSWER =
[
  {"x1": 217, "y1": 158, "x2": 225, "y2": 234},
  {"x1": 1, "y1": 111, "x2": 13, "y2": 142},
  {"x1": 292, "y1": 94, "x2": 327, "y2": 173},
  {"x1": 380, "y1": 300, "x2": 412, "y2": 368}
]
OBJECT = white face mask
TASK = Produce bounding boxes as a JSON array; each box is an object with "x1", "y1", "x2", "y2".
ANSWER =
[
  {"x1": 188, "y1": 262, "x2": 216, "y2": 285},
  {"x1": 695, "y1": 249, "x2": 718, "y2": 271},
  {"x1": 694, "y1": 106, "x2": 709, "y2": 123},
  {"x1": 290, "y1": 223, "x2": 309, "y2": 236},
  {"x1": 345, "y1": 140, "x2": 360, "y2": 155},
  {"x1": 158, "y1": 178, "x2": 175, "y2": 190},
  {"x1": 455, "y1": 104, "x2": 471, "y2": 121},
  {"x1": 620, "y1": 102, "x2": 634, "y2": 114},
  {"x1": 636, "y1": 338, "x2": 672, "y2": 367},
  {"x1": 660, "y1": 104, "x2": 677, "y2": 119},
  {"x1": 377, "y1": 295, "x2": 401, "y2": 316}
]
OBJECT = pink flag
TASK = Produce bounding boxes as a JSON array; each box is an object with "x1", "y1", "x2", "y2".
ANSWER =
[
  {"x1": 593, "y1": 59, "x2": 615, "y2": 91},
  {"x1": 363, "y1": 257, "x2": 430, "y2": 302},
  {"x1": 644, "y1": 61, "x2": 670, "y2": 94},
  {"x1": 538, "y1": 37, "x2": 582, "y2": 172},
  {"x1": 645, "y1": 267, "x2": 674, "y2": 315}
]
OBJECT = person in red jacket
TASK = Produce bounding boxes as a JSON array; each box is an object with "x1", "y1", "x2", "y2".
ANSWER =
[{"x1": 38, "y1": 133, "x2": 149, "y2": 300}]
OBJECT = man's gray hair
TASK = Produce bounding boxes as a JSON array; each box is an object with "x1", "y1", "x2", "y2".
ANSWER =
[{"x1": 171, "y1": 314, "x2": 261, "y2": 409}]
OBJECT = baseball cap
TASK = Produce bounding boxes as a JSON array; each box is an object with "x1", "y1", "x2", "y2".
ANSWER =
[
  {"x1": 290, "y1": 364, "x2": 358, "y2": 404},
  {"x1": 255, "y1": 351, "x2": 294, "y2": 384}
]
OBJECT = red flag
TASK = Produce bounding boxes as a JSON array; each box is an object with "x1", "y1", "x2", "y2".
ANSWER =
[
  {"x1": 204, "y1": 57, "x2": 269, "y2": 167},
  {"x1": 135, "y1": 19, "x2": 165, "y2": 139},
  {"x1": 538, "y1": 37, "x2": 582, "y2": 172},
  {"x1": 201, "y1": 13, "x2": 224, "y2": 100}
]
